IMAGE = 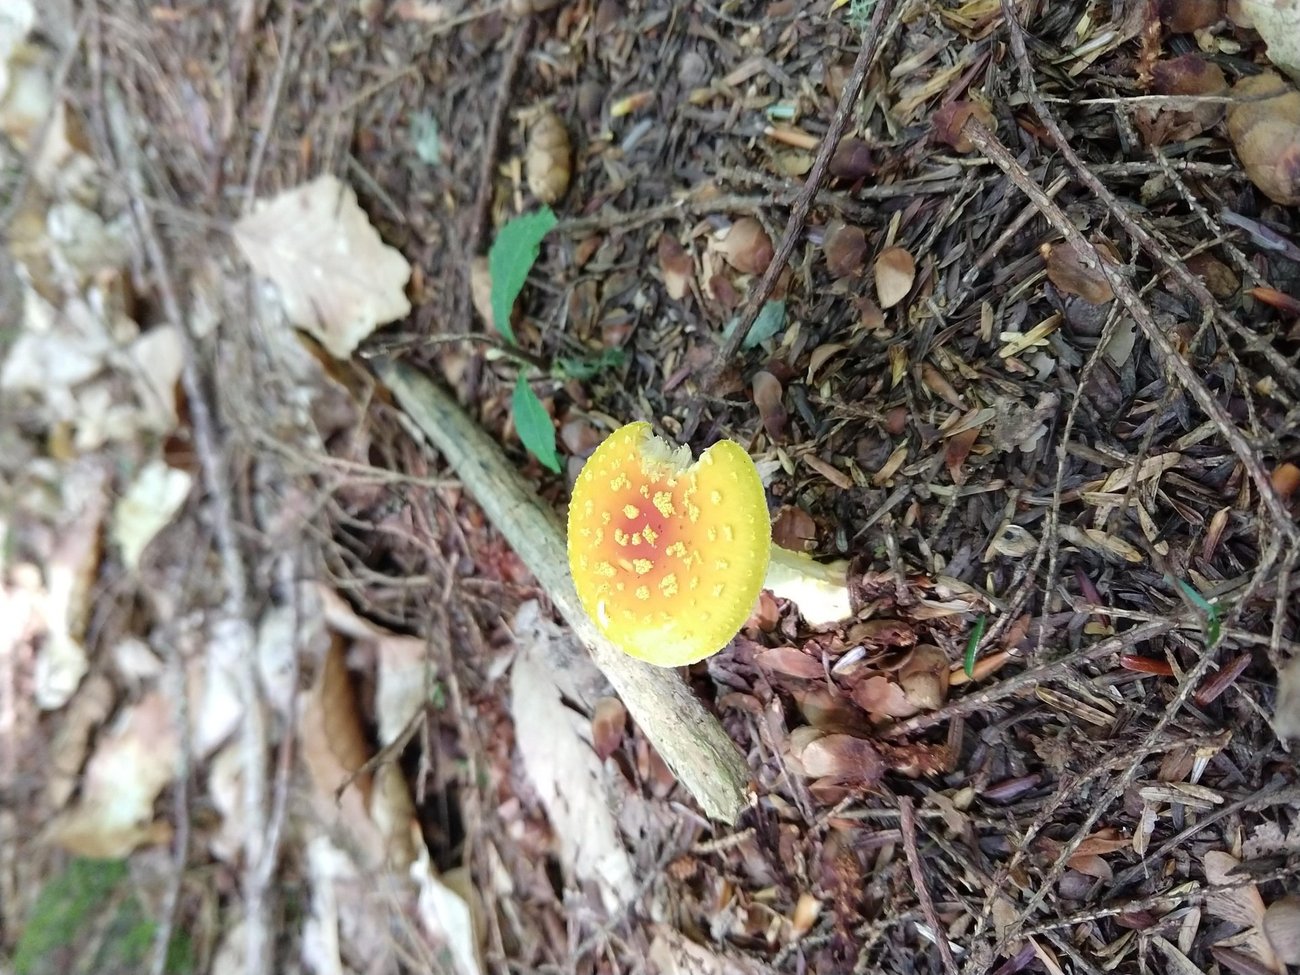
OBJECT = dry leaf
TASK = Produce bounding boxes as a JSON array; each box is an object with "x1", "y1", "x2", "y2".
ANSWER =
[
  {"x1": 233, "y1": 174, "x2": 412, "y2": 358},
  {"x1": 715, "y1": 218, "x2": 773, "y2": 275},
  {"x1": 823, "y1": 222, "x2": 867, "y2": 278},
  {"x1": 932, "y1": 100, "x2": 996, "y2": 152},
  {"x1": 1185, "y1": 252, "x2": 1240, "y2": 298},
  {"x1": 658, "y1": 233, "x2": 694, "y2": 300},
  {"x1": 469, "y1": 255, "x2": 496, "y2": 330},
  {"x1": 1158, "y1": 0, "x2": 1224, "y2": 31},
  {"x1": 413, "y1": 856, "x2": 485, "y2": 975},
  {"x1": 1264, "y1": 896, "x2": 1300, "y2": 966},
  {"x1": 1226, "y1": 72, "x2": 1300, "y2": 206},
  {"x1": 111, "y1": 459, "x2": 192, "y2": 572},
  {"x1": 851, "y1": 675, "x2": 922, "y2": 720},
  {"x1": 756, "y1": 646, "x2": 826, "y2": 679},
  {"x1": 793, "y1": 732, "x2": 886, "y2": 785},
  {"x1": 752, "y1": 370, "x2": 787, "y2": 439},
  {"x1": 1238, "y1": 0, "x2": 1300, "y2": 82},
  {"x1": 1045, "y1": 241, "x2": 1115, "y2": 304},
  {"x1": 1137, "y1": 55, "x2": 1228, "y2": 145},
  {"x1": 874, "y1": 246, "x2": 916, "y2": 309},
  {"x1": 45, "y1": 672, "x2": 113, "y2": 809},
  {"x1": 0, "y1": 1, "x2": 35, "y2": 99},
  {"x1": 1204, "y1": 850, "x2": 1279, "y2": 971},
  {"x1": 298, "y1": 639, "x2": 386, "y2": 867},
  {"x1": 649, "y1": 926, "x2": 775, "y2": 975},
  {"x1": 46, "y1": 690, "x2": 179, "y2": 857},
  {"x1": 591, "y1": 697, "x2": 627, "y2": 761},
  {"x1": 510, "y1": 630, "x2": 635, "y2": 913},
  {"x1": 898, "y1": 644, "x2": 950, "y2": 710},
  {"x1": 1273, "y1": 653, "x2": 1300, "y2": 738},
  {"x1": 33, "y1": 460, "x2": 110, "y2": 709}
]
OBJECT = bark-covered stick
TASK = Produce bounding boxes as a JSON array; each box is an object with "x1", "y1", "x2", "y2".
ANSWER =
[{"x1": 375, "y1": 360, "x2": 752, "y2": 823}]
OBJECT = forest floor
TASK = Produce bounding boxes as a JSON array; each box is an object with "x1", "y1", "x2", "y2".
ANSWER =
[{"x1": 2, "y1": 0, "x2": 1300, "y2": 973}]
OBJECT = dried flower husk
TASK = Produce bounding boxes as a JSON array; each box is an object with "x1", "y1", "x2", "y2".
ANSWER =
[{"x1": 525, "y1": 111, "x2": 572, "y2": 204}]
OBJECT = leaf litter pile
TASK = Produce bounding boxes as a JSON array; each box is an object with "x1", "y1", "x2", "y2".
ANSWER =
[{"x1": 2, "y1": 0, "x2": 1300, "y2": 974}]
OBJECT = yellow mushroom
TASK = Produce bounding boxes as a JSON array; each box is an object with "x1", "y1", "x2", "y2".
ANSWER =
[{"x1": 566, "y1": 422, "x2": 853, "y2": 667}]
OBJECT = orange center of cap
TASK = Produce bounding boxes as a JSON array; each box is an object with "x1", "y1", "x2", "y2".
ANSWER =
[{"x1": 566, "y1": 422, "x2": 771, "y2": 666}]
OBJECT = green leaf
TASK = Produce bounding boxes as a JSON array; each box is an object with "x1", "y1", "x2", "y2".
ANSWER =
[
  {"x1": 722, "y1": 299, "x2": 787, "y2": 350},
  {"x1": 512, "y1": 374, "x2": 562, "y2": 473},
  {"x1": 1166, "y1": 574, "x2": 1222, "y2": 647},
  {"x1": 551, "y1": 346, "x2": 626, "y2": 381},
  {"x1": 964, "y1": 613, "x2": 987, "y2": 678},
  {"x1": 489, "y1": 207, "x2": 557, "y2": 344}
]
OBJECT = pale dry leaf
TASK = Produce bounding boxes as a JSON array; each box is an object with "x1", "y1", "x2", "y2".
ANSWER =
[
  {"x1": 1102, "y1": 318, "x2": 1138, "y2": 367},
  {"x1": 1238, "y1": 0, "x2": 1300, "y2": 82},
  {"x1": 1264, "y1": 896, "x2": 1300, "y2": 966},
  {"x1": 190, "y1": 617, "x2": 247, "y2": 758},
  {"x1": 649, "y1": 926, "x2": 776, "y2": 975},
  {"x1": 111, "y1": 459, "x2": 192, "y2": 571},
  {"x1": 412, "y1": 852, "x2": 485, "y2": 975},
  {"x1": 1273, "y1": 653, "x2": 1300, "y2": 739},
  {"x1": 1203, "y1": 850, "x2": 1279, "y2": 972},
  {"x1": 206, "y1": 742, "x2": 244, "y2": 864},
  {"x1": 1151, "y1": 936, "x2": 1207, "y2": 975},
  {"x1": 45, "y1": 690, "x2": 179, "y2": 857},
  {"x1": 34, "y1": 459, "x2": 110, "y2": 709},
  {"x1": 318, "y1": 582, "x2": 431, "y2": 746},
  {"x1": 510, "y1": 599, "x2": 611, "y2": 706},
  {"x1": 45, "y1": 672, "x2": 113, "y2": 809},
  {"x1": 1201, "y1": 852, "x2": 1263, "y2": 930},
  {"x1": 373, "y1": 630, "x2": 428, "y2": 748},
  {"x1": 0, "y1": 0, "x2": 35, "y2": 100},
  {"x1": 510, "y1": 637, "x2": 635, "y2": 913},
  {"x1": 0, "y1": 40, "x2": 52, "y2": 147},
  {"x1": 298, "y1": 640, "x2": 387, "y2": 869},
  {"x1": 874, "y1": 245, "x2": 916, "y2": 309},
  {"x1": 988, "y1": 392, "x2": 1059, "y2": 454},
  {"x1": 233, "y1": 175, "x2": 412, "y2": 358},
  {"x1": 255, "y1": 602, "x2": 303, "y2": 722},
  {"x1": 301, "y1": 834, "x2": 395, "y2": 975}
]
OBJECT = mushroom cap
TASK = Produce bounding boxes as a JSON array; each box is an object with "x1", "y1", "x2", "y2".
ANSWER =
[{"x1": 566, "y1": 422, "x2": 771, "y2": 666}]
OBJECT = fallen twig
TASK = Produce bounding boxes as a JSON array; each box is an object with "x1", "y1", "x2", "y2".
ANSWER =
[
  {"x1": 374, "y1": 359, "x2": 752, "y2": 823},
  {"x1": 900, "y1": 796, "x2": 959, "y2": 975},
  {"x1": 466, "y1": 18, "x2": 535, "y2": 258},
  {"x1": 103, "y1": 80, "x2": 273, "y2": 975},
  {"x1": 962, "y1": 113, "x2": 1298, "y2": 541},
  {"x1": 884, "y1": 618, "x2": 1175, "y2": 738},
  {"x1": 682, "y1": 0, "x2": 903, "y2": 440}
]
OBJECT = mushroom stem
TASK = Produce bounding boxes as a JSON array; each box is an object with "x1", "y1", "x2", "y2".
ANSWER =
[{"x1": 763, "y1": 545, "x2": 853, "y2": 626}]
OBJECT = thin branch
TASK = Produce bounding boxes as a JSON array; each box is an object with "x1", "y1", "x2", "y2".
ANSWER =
[
  {"x1": 962, "y1": 114, "x2": 1298, "y2": 541},
  {"x1": 900, "y1": 796, "x2": 959, "y2": 975},
  {"x1": 681, "y1": 0, "x2": 903, "y2": 439},
  {"x1": 884, "y1": 618, "x2": 1175, "y2": 738},
  {"x1": 465, "y1": 18, "x2": 535, "y2": 258},
  {"x1": 103, "y1": 82, "x2": 272, "y2": 975}
]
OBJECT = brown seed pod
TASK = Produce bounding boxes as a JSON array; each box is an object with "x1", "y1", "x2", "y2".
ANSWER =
[
  {"x1": 932, "y1": 100, "x2": 997, "y2": 153},
  {"x1": 715, "y1": 217, "x2": 773, "y2": 275},
  {"x1": 823, "y1": 222, "x2": 867, "y2": 279},
  {"x1": 829, "y1": 137, "x2": 875, "y2": 180},
  {"x1": 525, "y1": 111, "x2": 571, "y2": 204},
  {"x1": 1226, "y1": 72, "x2": 1300, "y2": 206}
]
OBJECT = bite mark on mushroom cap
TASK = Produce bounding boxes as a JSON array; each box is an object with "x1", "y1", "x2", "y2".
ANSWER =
[{"x1": 566, "y1": 422, "x2": 772, "y2": 667}]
